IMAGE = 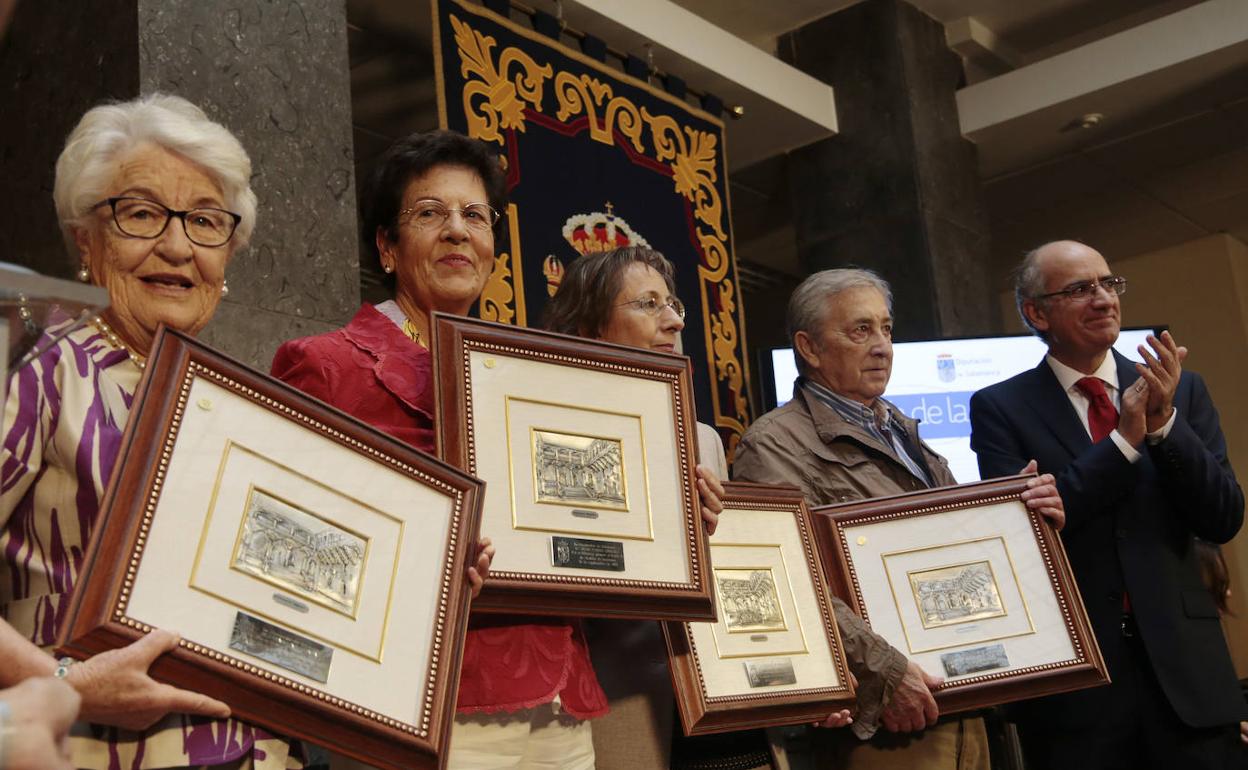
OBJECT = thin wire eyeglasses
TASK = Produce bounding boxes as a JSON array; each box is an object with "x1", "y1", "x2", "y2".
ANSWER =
[
  {"x1": 617, "y1": 295, "x2": 686, "y2": 320},
  {"x1": 93, "y1": 197, "x2": 241, "y2": 248},
  {"x1": 398, "y1": 200, "x2": 500, "y2": 232},
  {"x1": 1034, "y1": 276, "x2": 1127, "y2": 302}
]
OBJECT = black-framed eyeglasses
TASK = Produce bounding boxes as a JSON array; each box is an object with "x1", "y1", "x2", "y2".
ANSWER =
[
  {"x1": 93, "y1": 197, "x2": 241, "y2": 248},
  {"x1": 617, "y1": 295, "x2": 686, "y2": 319},
  {"x1": 398, "y1": 200, "x2": 500, "y2": 232},
  {"x1": 1034, "y1": 276, "x2": 1127, "y2": 302}
]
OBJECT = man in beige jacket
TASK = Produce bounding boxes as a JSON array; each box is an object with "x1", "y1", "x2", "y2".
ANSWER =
[{"x1": 734, "y1": 268, "x2": 1064, "y2": 769}]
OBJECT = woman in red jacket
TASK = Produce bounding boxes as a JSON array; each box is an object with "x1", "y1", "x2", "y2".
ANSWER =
[{"x1": 272, "y1": 130, "x2": 602, "y2": 768}]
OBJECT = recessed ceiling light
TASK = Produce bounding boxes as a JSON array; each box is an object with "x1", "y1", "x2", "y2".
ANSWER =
[
  {"x1": 1062, "y1": 112, "x2": 1105, "y2": 132},
  {"x1": 1078, "y1": 112, "x2": 1104, "y2": 128}
]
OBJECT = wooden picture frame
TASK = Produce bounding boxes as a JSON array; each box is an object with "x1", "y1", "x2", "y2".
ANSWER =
[
  {"x1": 812, "y1": 475, "x2": 1108, "y2": 714},
  {"x1": 57, "y1": 326, "x2": 484, "y2": 770},
  {"x1": 433, "y1": 313, "x2": 715, "y2": 621},
  {"x1": 664, "y1": 482, "x2": 854, "y2": 735}
]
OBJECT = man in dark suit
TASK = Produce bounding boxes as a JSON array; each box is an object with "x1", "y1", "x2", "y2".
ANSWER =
[{"x1": 969, "y1": 240, "x2": 1247, "y2": 768}]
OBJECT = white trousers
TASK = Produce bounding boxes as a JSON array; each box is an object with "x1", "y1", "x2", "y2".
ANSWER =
[{"x1": 447, "y1": 699, "x2": 595, "y2": 770}]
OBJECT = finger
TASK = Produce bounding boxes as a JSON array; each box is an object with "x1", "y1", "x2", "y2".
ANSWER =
[
  {"x1": 1022, "y1": 472, "x2": 1053, "y2": 490},
  {"x1": 467, "y1": 567, "x2": 484, "y2": 595},
  {"x1": 701, "y1": 507, "x2": 719, "y2": 536},
  {"x1": 155, "y1": 683, "x2": 231, "y2": 718},
  {"x1": 1025, "y1": 499, "x2": 1062, "y2": 515},
  {"x1": 695, "y1": 464, "x2": 725, "y2": 490},
  {"x1": 125, "y1": 628, "x2": 182, "y2": 667},
  {"x1": 1146, "y1": 334, "x2": 1177, "y2": 371},
  {"x1": 1156, "y1": 331, "x2": 1182, "y2": 361},
  {"x1": 1134, "y1": 363, "x2": 1165, "y2": 393},
  {"x1": 1137, "y1": 346, "x2": 1165, "y2": 379},
  {"x1": 1021, "y1": 485, "x2": 1058, "y2": 502},
  {"x1": 696, "y1": 477, "x2": 723, "y2": 513},
  {"x1": 1017, "y1": 459, "x2": 1037, "y2": 476}
]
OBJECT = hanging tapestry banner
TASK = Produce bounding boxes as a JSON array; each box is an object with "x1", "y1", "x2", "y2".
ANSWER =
[{"x1": 433, "y1": 0, "x2": 752, "y2": 455}]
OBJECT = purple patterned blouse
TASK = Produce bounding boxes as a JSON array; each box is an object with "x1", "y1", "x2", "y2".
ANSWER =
[{"x1": 1, "y1": 321, "x2": 300, "y2": 770}]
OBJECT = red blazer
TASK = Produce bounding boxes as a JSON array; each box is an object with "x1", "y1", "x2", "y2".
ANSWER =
[{"x1": 272, "y1": 304, "x2": 608, "y2": 718}]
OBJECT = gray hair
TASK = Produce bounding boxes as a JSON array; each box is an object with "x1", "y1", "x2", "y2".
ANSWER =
[
  {"x1": 787, "y1": 268, "x2": 893, "y2": 375},
  {"x1": 53, "y1": 93, "x2": 258, "y2": 259},
  {"x1": 1015, "y1": 243, "x2": 1053, "y2": 340}
]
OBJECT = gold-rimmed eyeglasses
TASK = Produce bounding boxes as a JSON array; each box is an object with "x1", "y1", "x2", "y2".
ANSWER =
[
  {"x1": 617, "y1": 295, "x2": 686, "y2": 319},
  {"x1": 398, "y1": 200, "x2": 499, "y2": 232}
]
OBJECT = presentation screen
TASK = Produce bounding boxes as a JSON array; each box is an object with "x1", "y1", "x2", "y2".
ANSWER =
[{"x1": 763, "y1": 328, "x2": 1159, "y2": 483}]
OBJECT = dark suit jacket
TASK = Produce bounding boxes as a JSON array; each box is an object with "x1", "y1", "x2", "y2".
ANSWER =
[{"x1": 969, "y1": 350, "x2": 1246, "y2": 729}]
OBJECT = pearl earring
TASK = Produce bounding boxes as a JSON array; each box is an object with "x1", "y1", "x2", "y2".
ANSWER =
[
  {"x1": 383, "y1": 264, "x2": 394, "y2": 274},
  {"x1": 77, "y1": 265, "x2": 90, "y2": 282},
  {"x1": 221, "y1": 281, "x2": 230, "y2": 297}
]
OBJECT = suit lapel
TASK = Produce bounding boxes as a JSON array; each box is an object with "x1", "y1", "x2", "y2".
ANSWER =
[
  {"x1": 1114, "y1": 349, "x2": 1141, "y2": 392},
  {"x1": 1018, "y1": 358, "x2": 1092, "y2": 458}
]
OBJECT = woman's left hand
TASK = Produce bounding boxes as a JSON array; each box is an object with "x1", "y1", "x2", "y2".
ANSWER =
[
  {"x1": 467, "y1": 537, "x2": 495, "y2": 599},
  {"x1": 695, "y1": 465, "x2": 724, "y2": 536}
]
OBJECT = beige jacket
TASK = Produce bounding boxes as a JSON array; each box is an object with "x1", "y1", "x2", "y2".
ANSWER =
[{"x1": 733, "y1": 383, "x2": 956, "y2": 739}]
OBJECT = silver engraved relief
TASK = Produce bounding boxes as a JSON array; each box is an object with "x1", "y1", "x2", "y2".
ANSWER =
[
  {"x1": 909, "y1": 560, "x2": 1006, "y2": 629},
  {"x1": 234, "y1": 489, "x2": 367, "y2": 616},
  {"x1": 533, "y1": 430, "x2": 627, "y2": 510},
  {"x1": 716, "y1": 568, "x2": 786, "y2": 634}
]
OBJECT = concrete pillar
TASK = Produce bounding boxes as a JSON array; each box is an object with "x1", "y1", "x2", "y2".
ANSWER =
[{"x1": 779, "y1": 0, "x2": 997, "y2": 339}]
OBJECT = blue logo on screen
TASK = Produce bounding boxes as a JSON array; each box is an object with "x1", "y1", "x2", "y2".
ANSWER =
[
  {"x1": 936, "y1": 354, "x2": 955, "y2": 383},
  {"x1": 888, "y1": 391, "x2": 974, "y2": 439}
]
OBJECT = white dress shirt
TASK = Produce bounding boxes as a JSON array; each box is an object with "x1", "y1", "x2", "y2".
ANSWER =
[{"x1": 1045, "y1": 353, "x2": 1175, "y2": 463}]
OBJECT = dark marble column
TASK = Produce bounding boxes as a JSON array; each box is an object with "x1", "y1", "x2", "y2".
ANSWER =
[
  {"x1": 779, "y1": 0, "x2": 997, "y2": 339},
  {"x1": 0, "y1": 0, "x2": 358, "y2": 369}
]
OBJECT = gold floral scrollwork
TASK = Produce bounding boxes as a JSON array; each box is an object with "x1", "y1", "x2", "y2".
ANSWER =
[
  {"x1": 643, "y1": 109, "x2": 750, "y2": 442},
  {"x1": 553, "y1": 73, "x2": 646, "y2": 152},
  {"x1": 480, "y1": 251, "x2": 517, "y2": 325},
  {"x1": 452, "y1": 14, "x2": 552, "y2": 145},
  {"x1": 479, "y1": 204, "x2": 527, "y2": 326}
]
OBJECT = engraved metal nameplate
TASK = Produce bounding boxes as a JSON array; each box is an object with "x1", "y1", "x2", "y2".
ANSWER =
[
  {"x1": 273, "y1": 593, "x2": 310, "y2": 613},
  {"x1": 750, "y1": 634, "x2": 769, "y2": 642},
  {"x1": 551, "y1": 536, "x2": 625, "y2": 571},
  {"x1": 941, "y1": 643, "x2": 1009, "y2": 677},
  {"x1": 229, "y1": 612, "x2": 333, "y2": 683},
  {"x1": 571, "y1": 509, "x2": 599, "y2": 519},
  {"x1": 743, "y1": 658, "x2": 797, "y2": 688}
]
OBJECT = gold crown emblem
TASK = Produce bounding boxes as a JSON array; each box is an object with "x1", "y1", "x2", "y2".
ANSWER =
[
  {"x1": 542, "y1": 255, "x2": 565, "y2": 297},
  {"x1": 561, "y1": 202, "x2": 650, "y2": 256}
]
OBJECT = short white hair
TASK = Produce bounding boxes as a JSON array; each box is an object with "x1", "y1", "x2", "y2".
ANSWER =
[{"x1": 53, "y1": 93, "x2": 257, "y2": 259}]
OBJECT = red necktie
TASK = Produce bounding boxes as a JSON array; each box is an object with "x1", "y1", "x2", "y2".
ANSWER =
[{"x1": 1075, "y1": 376, "x2": 1117, "y2": 442}]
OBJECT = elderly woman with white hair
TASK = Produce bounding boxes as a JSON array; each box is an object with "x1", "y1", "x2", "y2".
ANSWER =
[{"x1": 0, "y1": 93, "x2": 300, "y2": 769}]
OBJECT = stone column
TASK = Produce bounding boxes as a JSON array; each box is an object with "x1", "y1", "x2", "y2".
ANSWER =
[
  {"x1": 779, "y1": 0, "x2": 997, "y2": 339},
  {"x1": 0, "y1": 0, "x2": 359, "y2": 369}
]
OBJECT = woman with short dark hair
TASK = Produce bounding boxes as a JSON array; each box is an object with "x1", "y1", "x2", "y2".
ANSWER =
[{"x1": 273, "y1": 130, "x2": 619, "y2": 768}]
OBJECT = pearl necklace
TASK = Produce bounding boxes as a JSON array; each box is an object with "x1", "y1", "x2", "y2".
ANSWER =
[{"x1": 90, "y1": 317, "x2": 147, "y2": 369}]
